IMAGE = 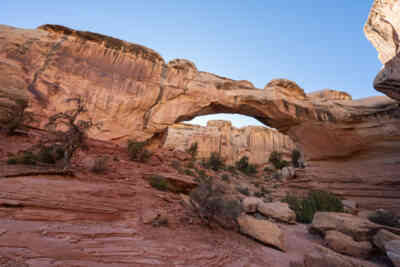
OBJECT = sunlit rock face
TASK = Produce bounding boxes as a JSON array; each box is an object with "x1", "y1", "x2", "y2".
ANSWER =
[
  {"x1": 308, "y1": 89, "x2": 352, "y2": 101},
  {"x1": 365, "y1": 0, "x2": 400, "y2": 101},
  {"x1": 364, "y1": 0, "x2": 400, "y2": 65},
  {"x1": 163, "y1": 121, "x2": 296, "y2": 165},
  {"x1": 0, "y1": 24, "x2": 399, "y2": 162}
]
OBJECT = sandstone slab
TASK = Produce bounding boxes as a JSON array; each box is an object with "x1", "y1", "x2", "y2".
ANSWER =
[
  {"x1": 242, "y1": 197, "x2": 262, "y2": 213},
  {"x1": 386, "y1": 240, "x2": 400, "y2": 267},
  {"x1": 324, "y1": 230, "x2": 373, "y2": 258},
  {"x1": 302, "y1": 245, "x2": 380, "y2": 267},
  {"x1": 373, "y1": 229, "x2": 400, "y2": 251},
  {"x1": 257, "y1": 202, "x2": 296, "y2": 224},
  {"x1": 311, "y1": 212, "x2": 379, "y2": 241},
  {"x1": 237, "y1": 214, "x2": 285, "y2": 251}
]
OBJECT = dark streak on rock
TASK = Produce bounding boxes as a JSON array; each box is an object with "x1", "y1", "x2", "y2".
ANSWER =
[
  {"x1": 27, "y1": 36, "x2": 67, "y2": 106},
  {"x1": 143, "y1": 64, "x2": 168, "y2": 129}
]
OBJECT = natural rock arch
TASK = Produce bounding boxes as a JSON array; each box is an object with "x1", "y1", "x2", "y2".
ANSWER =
[{"x1": 0, "y1": 24, "x2": 399, "y2": 161}]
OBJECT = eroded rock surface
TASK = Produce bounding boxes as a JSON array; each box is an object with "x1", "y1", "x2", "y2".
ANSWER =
[
  {"x1": 163, "y1": 120, "x2": 295, "y2": 165},
  {"x1": 365, "y1": 0, "x2": 400, "y2": 100},
  {"x1": 0, "y1": 24, "x2": 398, "y2": 162}
]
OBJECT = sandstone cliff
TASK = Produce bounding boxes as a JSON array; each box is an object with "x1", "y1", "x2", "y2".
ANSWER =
[
  {"x1": 163, "y1": 121, "x2": 295, "y2": 165},
  {"x1": 0, "y1": 24, "x2": 398, "y2": 162},
  {"x1": 365, "y1": 0, "x2": 400, "y2": 101}
]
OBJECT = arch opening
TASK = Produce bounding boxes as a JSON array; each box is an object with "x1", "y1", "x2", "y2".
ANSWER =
[{"x1": 161, "y1": 112, "x2": 298, "y2": 167}]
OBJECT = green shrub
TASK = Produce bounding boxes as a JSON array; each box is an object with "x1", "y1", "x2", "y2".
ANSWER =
[
  {"x1": 236, "y1": 186, "x2": 250, "y2": 196},
  {"x1": 37, "y1": 146, "x2": 56, "y2": 164},
  {"x1": 221, "y1": 174, "x2": 230, "y2": 182},
  {"x1": 6, "y1": 151, "x2": 37, "y2": 165},
  {"x1": 190, "y1": 178, "x2": 241, "y2": 229},
  {"x1": 284, "y1": 190, "x2": 344, "y2": 223},
  {"x1": 264, "y1": 166, "x2": 272, "y2": 172},
  {"x1": 6, "y1": 158, "x2": 17, "y2": 165},
  {"x1": 19, "y1": 151, "x2": 37, "y2": 165},
  {"x1": 196, "y1": 169, "x2": 206, "y2": 178},
  {"x1": 254, "y1": 186, "x2": 272, "y2": 198},
  {"x1": 269, "y1": 151, "x2": 289, "y2": 170},
  {"x1": 91, "y1": 156, "x2": 109, "y2": 173},
  {"x1": 184, "y1": 169, "x2": 195, "y2": 177},
  {"x1": 186, "y1": 161, "x2": 195, "y2": 169},
  {"x1": 235, "y1": 156, "x2": 258, "y2": 176},
  {"x1": 185, "y1": 142, "x2": 198, "y2": 159},
  {"x1": 368, "y1": 209, "x2": 400, "y2": 228},
  {"x1": 226, "y1": 165, "x2": 237, "y2": 175},
  {"x1": 291, "y1": 149, "x2": 301, "y2": 168},
  {"x1": 272, "y1": 171, "x2": 282, "y2": 180},
  {"x1": 204, "y1": 152, "x2": 225, "y2": 172},
  {"x1": 149, "y1": 175, "x2": 169, "y2": 191},
  {"x1": 128, "y1": 140, "x2": 151, "y2": 162}
]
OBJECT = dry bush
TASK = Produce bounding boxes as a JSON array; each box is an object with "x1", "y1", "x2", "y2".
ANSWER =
[
  {"x1": 91, "y1": 156, "x2": 109, "y2": 173},
  {"x1": 190, "y1": 178, "x2": 241, "y2": 229}
]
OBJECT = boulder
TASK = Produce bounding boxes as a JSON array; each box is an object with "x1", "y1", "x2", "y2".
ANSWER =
[
  {"x1": 342, "y1": 200, "x2": 358, "y2": 214},
  {"x1": 302, "y1": 245, "x2": 380, "y2": 267},
  {"x1": 142, "y1": 210, "x2": 160, "y2": 224},
  {"x1": 257, "y1": 202, "x2": 296, "y2": 224},
  {"x1": 365, "y1": 0, "x2": 400, "y2": 101},
  {"x1": 373, "y1": 229, "x2": 400, "y2": 251},
  {"x1": 324, "y1": 230, "x2": 373, "y2": 258},
  {"x1": 237, "y1": 214, "x2": 285, "y2": 251},
  {"x1": 280, "y1": 167, "x2": 296, "y2": 180},
  {"x1": 242, "y1": 197, "x2": 261, "y2": 213},
  {"x1": 386, "y1": 240, "x2": 400, "y2": 267},
  {"x1": 311, "y1": 212, "x2": 379, "y2": 241}
]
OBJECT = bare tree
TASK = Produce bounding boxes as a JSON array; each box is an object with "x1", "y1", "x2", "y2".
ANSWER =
[{"x1": 43, "y1": 96, "x2": 101, "y2": 169}]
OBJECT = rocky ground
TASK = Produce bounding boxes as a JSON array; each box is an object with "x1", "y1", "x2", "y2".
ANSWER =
[{"x1": 0, "y1": 131, "x2": 397, "y2": 267}]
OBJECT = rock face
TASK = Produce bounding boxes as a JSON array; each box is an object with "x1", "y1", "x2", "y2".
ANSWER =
[
  {"x1": 0, "y1": 24, "x2": 399, "y2": 163},
  {"x1": 365, "y1": 0, "x2": 400, "y2": 101},
  {"x1": 307, "y1": 89, "x2": 352, "y2": 101},
  {"x1": 365, "y1": 0, "x2": 400, "y2": 65},
  {"x1": 162, "y1": 121, "x2": 296, "y2": 165}
]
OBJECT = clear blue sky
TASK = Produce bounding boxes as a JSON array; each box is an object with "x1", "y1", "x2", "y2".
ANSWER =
[{"x1": 3, "y1": 0, "x2": 382, "y2": 127}]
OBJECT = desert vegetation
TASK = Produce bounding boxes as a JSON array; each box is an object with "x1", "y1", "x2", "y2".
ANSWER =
[
  {"x1": 185, "y1": 142, "x2": 198, "y2": 159},
  {"x1": 284, "y1": 190, "x2": 344, "y2": 223},
  {"x1": 6, "y1": 96, "x2": 101, "y2": 169},
  {"x1": 190, "y1": 177, "x2": 242, "y2": 229},
  {"x1": 235, "y1": 156, "x2": 257, "y2": 176},
  {"x1": 127, "y1": 140, "x2": 151, "y2": 162},
  {"x1": 201, "y1": 152, "x2": 225, "y2": 171},
  {"x1": 269, "y1": 151, "x2": 289, "y2": 170}
]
